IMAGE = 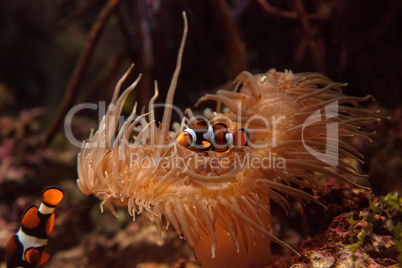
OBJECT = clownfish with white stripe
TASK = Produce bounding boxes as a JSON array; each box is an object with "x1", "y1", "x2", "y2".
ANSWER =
[
  {"x1": 177, "y1": 119, "x2": 249, "y2": 155},
  {"x1": 6, "y1": 187, "x2": 64, "y2": 268}
]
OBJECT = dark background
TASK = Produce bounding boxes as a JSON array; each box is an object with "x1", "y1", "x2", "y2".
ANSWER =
[{"x1": 0, "y1": 0, "x2": 401, "y2": 266}]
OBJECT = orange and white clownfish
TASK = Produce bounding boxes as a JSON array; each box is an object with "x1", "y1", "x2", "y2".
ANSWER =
[
  {"x1": 6, "y1": 187, "x2": 64, "y2": 268},
  {"x1": 177, "y1": 119, "x2": 249, "y2": 155}
]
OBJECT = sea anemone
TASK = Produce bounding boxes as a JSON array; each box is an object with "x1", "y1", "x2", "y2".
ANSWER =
[{"x1": 76, "y1": 12, "x2": 380, "y2": 267}]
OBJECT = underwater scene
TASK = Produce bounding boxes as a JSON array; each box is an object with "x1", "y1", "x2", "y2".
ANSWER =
[{"x1": 0, "y1": 1, "x2": 401, "y2": 267}]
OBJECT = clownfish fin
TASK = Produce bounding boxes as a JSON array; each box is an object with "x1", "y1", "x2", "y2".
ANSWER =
[
  {"x1": 6, "y1": 235, "x2": 18, "y2": 257},
  {"x1": 213, "y1": 145, "x2": 229, "y2": 152},
  {"x1": 45, "y1": 213, "x2": 56, "y2": 236},
  {"x1": 25, "y1": 248, "x2": 41, "y2": 264},
  {"x1": 213, "y1": 123, "x2": 228, "y2": 131},
  {"x1": 21, "y1": 206, "x2": 40, "y2": 229},
  {"x1": 191, "y1": 119, "x2": 209, "y2": 130},
  {"x1": 6, "y1": 235, "x2": 23, "y2": 267},
  {"x1": 36, "y1": 250, "x2": 50, "y2": 268},
  {"x1": 233, "y1": 128, "x2": 249, "y2": 147},
  {"x1": 201, "y1": 140, "x2": 212, "y2": 150}
]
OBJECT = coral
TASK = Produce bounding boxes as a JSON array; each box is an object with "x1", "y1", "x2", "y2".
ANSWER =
[
  {"x1": 290, "y1": 191, "x2": 402, "y2": 267},
  {"x1": 0, "y1": 108, "x2": 45, "y2": 184}
]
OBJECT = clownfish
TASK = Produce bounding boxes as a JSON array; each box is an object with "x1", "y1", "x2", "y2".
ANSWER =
[
  {"x1": 177, "y1": 119, "x2": 249, "y2": 155},
  {"x1": 6, "y1": 187, "x2": 64, "y2": 268}
]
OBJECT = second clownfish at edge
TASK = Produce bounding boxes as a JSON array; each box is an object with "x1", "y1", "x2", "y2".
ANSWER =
[
  {"x1": 177, "y1": 119, "x2": 249, "y2": 155},
  {"x1": 6, "y1": 187, "x2": 64, "y2": 268}
]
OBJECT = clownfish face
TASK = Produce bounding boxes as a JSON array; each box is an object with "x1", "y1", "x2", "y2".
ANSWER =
[
  {"x1": 42, "y1": 187, "x2": 64, "y2": 208},
  {"x1": 177, "y1": 130, "x2": 195, "y2": 148},
  {"x1": 177, "y1": 127, "x2": 212, "y2": 154},
  {"x1": 177, "y1": 119, "x2": 208, "y2": 148}
]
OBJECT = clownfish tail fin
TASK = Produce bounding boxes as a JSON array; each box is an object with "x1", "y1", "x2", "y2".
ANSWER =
[{"x1": 234, "y1": 128, "x2": 249, "y2": 147}]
